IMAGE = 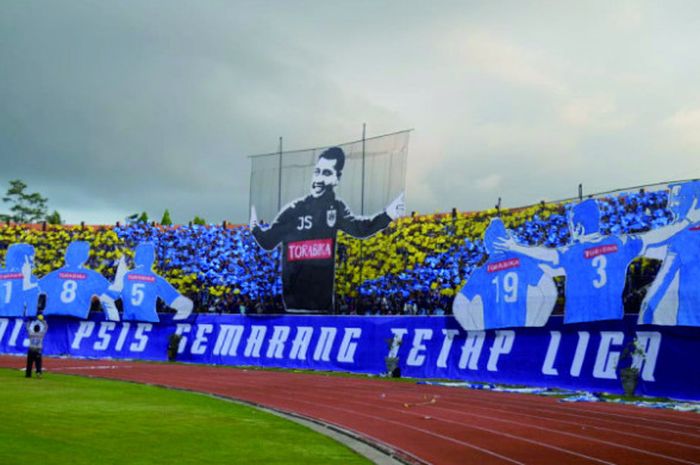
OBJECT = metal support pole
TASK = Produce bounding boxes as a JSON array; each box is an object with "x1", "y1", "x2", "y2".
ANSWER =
[
  {"x1": 359, "y1": 124, "x2": 367, "y2": 296},
  {"x1": 277, "y1": 137, "x2": 283, "y2": 212},
  {"x1": 361, "y1": 123, "x2": 366, "y2": 215},
  {"x1": 578, "y1": 183, "x2": 583, "y2": 201}
]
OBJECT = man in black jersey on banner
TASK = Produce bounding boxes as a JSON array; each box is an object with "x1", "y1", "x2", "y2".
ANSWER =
[{"x1": 250, "y1": 146, "x2": 404, "y2": 313}]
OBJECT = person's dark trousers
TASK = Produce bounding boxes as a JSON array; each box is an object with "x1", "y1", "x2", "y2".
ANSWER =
[
  {"x1": 25, "y1": 349, "x2": 41, "y2": 378},
  {"x1": 36, "y1": 351, "x2": 42, "y2": 375}
]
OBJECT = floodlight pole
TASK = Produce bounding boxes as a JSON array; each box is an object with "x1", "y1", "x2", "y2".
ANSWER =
[
  {"x1": 277, "y1": 137, "x2": 283, "y2": 212},
  {"x1": 359, "y1": 124, "x2": 367, "y2": 304},
  {"x1": 361, "y1": 123, "x2": 366, "y2": 215}
]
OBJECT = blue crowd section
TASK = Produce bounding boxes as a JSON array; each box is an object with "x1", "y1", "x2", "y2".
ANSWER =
[
  {"x1": 355, "y1": 190, "x2": 672, "y2": 314},
  {"x1": 0, "y1": 188, "x2": 675, "y2": 314},
  {"x1": 114, "y1": 223, "x2": 281, "y2": 294}
]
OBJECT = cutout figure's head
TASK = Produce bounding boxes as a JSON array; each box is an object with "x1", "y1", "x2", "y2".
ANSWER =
[
  {"x1": 311, "y1": 147, "x2": 344, "y2": 198},
  {"x1": 568, "y1": 199, "x2": 600, "y2": 242},
  {"x1": 5, "y1": 243, "x2": 35, "y2": 269},
  {"x1": 65, "y1": 241, "x2": 90, "y2": 267},
  {"x1": 484, "y1": 217, "x2": 509, "y2": 255},
  {"x1": 134, "y1": 242, "x2": 156, "y2": 269},
  {"x1": 667, "y1": 181, "x2": 700, "y2": 222}
]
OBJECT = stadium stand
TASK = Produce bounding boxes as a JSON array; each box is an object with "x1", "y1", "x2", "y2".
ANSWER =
[{"x1": 0, "y1": 188, "x2": 674, "y2": 316}]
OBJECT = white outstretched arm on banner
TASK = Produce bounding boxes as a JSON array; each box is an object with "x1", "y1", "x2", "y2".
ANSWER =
[
  {"x1": 525, "y1": 276, "x2": 558, "y2": 327},
  {"x1": 386, "y1": 192, "x2": 406, "y2": 221},
  {"x1": 109, "y1": 256, "x2": 128, "y2": 293},
  {"x1": 21, "y1": 256, "x2": 38, "y2": 291},
  {"x1": 642, "y1": 198, "x2": 700, "y2": 252},
  {"x1": 99, "y1": 294, "x2": 120, "y2": 321},
  {"x1": 494, "y1": 236, "x2": 560, "y2": 266},
  {"x1": 171, "y1": 296, "x2": 193, "y2": 320},
  {"x1": 249, "y1": 206, "x2": 259, "y2": 229},
  {"x1": 452, "y1": 293, "x2": 485, "y2": 331}
]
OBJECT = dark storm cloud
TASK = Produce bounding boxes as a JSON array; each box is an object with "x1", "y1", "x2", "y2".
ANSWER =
[
  {"x1": 0, "y1": 1, "x2": 399, "y2": 224},
  {"x1": 2, "y1": 1, "x2": 700, "y2": 223}
]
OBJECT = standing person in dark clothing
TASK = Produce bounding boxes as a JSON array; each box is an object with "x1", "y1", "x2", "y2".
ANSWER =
[
  {"x1": 25, "y1": 314, "x2": 48, "y2": 378},
  {"x1": 250, "y1": 146, "x2": 404, "y2": 313}
]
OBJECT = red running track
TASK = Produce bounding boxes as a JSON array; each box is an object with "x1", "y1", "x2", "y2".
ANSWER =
[{"x1": 3, "y1": 356, "x2": 700, "y2": 465}]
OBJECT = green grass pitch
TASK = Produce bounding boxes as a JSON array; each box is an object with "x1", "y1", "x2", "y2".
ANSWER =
[{"x1": 0, "y1": 369, "x2": 371, "y2": 465}]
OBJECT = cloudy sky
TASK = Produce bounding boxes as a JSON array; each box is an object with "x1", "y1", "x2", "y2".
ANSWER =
[{"x1": 2, "y1": 0, "x2": 699, "y2": 225}]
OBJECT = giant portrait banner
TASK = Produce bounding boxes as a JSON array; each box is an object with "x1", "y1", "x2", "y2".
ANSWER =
[
  {"x1": 249, "y1": 133, "x2": 409, "y2": 313},
  {"x1": 249, "y1": 130, "x2": 410, "y2": 224},
  {"x1": 1, "y1": 313, "x2": 699, "y2": 400}
]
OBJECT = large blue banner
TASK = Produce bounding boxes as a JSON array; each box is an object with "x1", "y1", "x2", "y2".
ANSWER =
[{"x1": 2, "y1": 314, "x2": 699, "y2": 400}]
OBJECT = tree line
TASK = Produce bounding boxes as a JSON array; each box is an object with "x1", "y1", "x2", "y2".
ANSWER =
[{"x1": 0, "y1": 180, "x2": 208, "y2": 226}]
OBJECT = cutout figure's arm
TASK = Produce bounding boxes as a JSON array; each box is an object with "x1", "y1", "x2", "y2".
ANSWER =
[
  {"x1": 109, "y1": 256, "x2": 129, "y2": 293},
  {"x1": 251, "y1": 204, "x2": 296, "y2": 250},
  {"x1": 525, "y1": 275, "x2": 558, "y2": 327},
  {"x1": 385, "y1": 192, "x2": 405, "y2": 221},
  {"x1": 22, "y1": 287, "x2": 40, "y2": 318},
  {"x1": 170, "y1": 296, "x2": 193, "y2": 320},
  {"x1": 21, "y1": 256, "x2": 38, "y2": 291},
  {"x1": 452, "y1": 293, "x2": 485, "y2": 331},
  {"x1": 338, "y1": 199, "x2": 393, "y2": 239},
  {"x1": 99, "y1": 295, "x2": 120, "y2": 321},
  {"x1": 98, "y1": 280, "x2": 120, "y2": 322},
  {"x1": 642, "y1": 198, "x2": 700, "y2": 252},
  {"x1": 494, "y1": 237, "x2": 561, "y2": 266},
  {"x1": 158, "y1": 276, "x2": 193, "y2": 320},
  {"x1": 639, "y1": 252, "x2": 681, "y2": 325}
]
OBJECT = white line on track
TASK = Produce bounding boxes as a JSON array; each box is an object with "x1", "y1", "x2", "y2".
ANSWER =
[
  {"x1": 163, "y1": 377, "x2": 529, "y2": 465},
  {"x1": 410, "y1": 403, "x2": 700, "y2": 465},
  {"x1": 56, "y1": 365, "x2": 135, "y2": 371},
  {"x1": 446, "y1": 391, "x2": 700, "y2": 432},
  {"x1": 306, "y1": 377, "x2": 700, "y2": 437},
  {"x1": 203, "y1": 375, "x2": 697, "y2": 465},
  {"x1": 432, "y1": 397, "x2": 700, "y2": 450},
  {"x1": 185, "y1": 376, "x2": 614, "y2": 464},
  {"x1": 46, "y1": 363, "x2": 700, "y2": 465}
]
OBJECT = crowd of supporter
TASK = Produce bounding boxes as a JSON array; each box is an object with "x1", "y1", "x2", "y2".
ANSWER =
[{"x1": 0, "y1": 188, "x2": 674, "y2": 316}]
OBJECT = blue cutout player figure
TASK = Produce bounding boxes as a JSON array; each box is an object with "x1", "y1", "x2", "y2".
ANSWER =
[
  {"x1": 249, "y1": 146, "x2": 405, "y2": 313},
  {"x1": 453, "y1": 218, "x2": 557, "y2": 330},
  {"x1": 639, "y1": 181, "x2": 700, "y2": 326},
  {"x1": 495, "y1": 197, "x2": 700, "y2": 324},
  {"x1": 40, "y1": 241, "x2": 119, "y2": 320},
  {"x1": 111, "y1": 242, "x2": 193, "y2": 323},
  {"x1": 0, "y1": 243, "x2": 40, "y2": 318}
]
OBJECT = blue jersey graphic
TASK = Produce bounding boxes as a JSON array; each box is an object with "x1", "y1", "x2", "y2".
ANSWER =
[
  {"x1": 640, "y1": 226, "x2": 700, "y2": 325},
  {"x1": 454, "y1": 218, "x2": 557, "y2": 330},
  {"x1": 558, "y1": 236, "x2": 643, "y2": 323},
  {"x1": 120, "y1": 243, "x2": 182, "y2": 323},
  {"x1": 460, "y1": 254, "x2": 555, "y2": 329},
  {"x1": 40, "y1": 241, "x2": 113, "y2": 319},
  {"x1": 0, "y1": 244, "x2": 39, "y2": 317},
  {"x1": 640, "y1": 181, "x2": 700, "y2": 326}
]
